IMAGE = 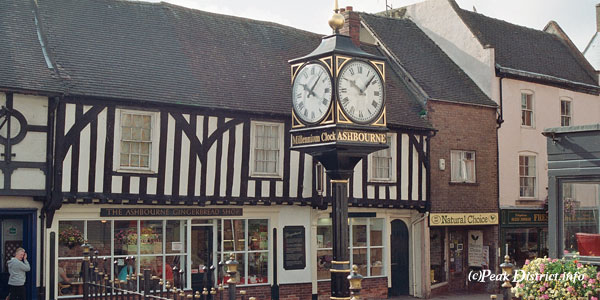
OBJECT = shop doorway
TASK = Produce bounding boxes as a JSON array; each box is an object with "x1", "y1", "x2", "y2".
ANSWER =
[
  {"x1": 190, "y1": 222, "x2": 215, "y2": 291},
  {"x1": 390, "y1": 219, "x2": 409, "y2": 296},
  {"x1": 0, "y1": 209, "x2": 36, "y2": 300}
]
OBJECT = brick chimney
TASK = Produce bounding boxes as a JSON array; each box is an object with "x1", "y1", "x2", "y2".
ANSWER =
[
  {"x1": 340, "y1": 6, "x2": 360, "y2": 46},
  {"x1": 597, "y1": 3, "x2": 600, "y2": 32}
]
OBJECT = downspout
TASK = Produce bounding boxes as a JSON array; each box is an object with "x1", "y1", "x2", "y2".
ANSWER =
[
  {"x1": 497, "y1": 76, "x2": 504, "y2": 128},
  {"x1": 41, "y1": 96, "x2": 58, "y2": 300},
  {"x1": 411, "y1": 211, "x2": 429, "y2": 296},
  {"x1": 496, "y1": 76, "x2": 503, "y2": 268}
]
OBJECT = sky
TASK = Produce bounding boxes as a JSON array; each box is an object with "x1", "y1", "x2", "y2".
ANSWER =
[{"x1": 142, "y1": 0, "x2": 598, "y2": 52}]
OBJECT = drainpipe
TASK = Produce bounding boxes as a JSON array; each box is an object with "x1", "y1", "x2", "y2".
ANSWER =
[
  {"x1": 496, "y1": 77, "x2": 503, "y2": 270},
  {"x1": 411, "y1": 211, "x2": 429, "y2": 296},
  {"x1": 40, "y1": 96, "x2": 58, "y2": 300},
  {"x1": 497, "y1": 76, "x2": 504, "y2": 128}
]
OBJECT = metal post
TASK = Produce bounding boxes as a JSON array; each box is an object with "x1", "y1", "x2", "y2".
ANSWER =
[
  {"x1": 143, "y1": 269, "x2": 151, "y2": 296},
  {"x1": 202, "y1": 288, "x2": 209, "y2": 300},
  {"x1": 225, "y1": 254, "x2": 238, "y2": 300},
  {"x1": 330, "y1": 177, "x2": 351, "y2": 299},
  {"x1": 500, "y1": 255, "x2": 514, "y2": 300},
  {"x1": 240, "y1": 290, "x2": 246, "y2": 300},
  {"x1": 83, "y1": 241, "x2": 91, "y2": 300}
]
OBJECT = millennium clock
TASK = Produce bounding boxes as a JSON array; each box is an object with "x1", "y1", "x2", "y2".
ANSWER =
[
  {"x1": 337, "y1": 60, "x2": 384, "y2": 124},
  {"x1": 292, "y1": 62, "x2": 333, "y2": 124}
]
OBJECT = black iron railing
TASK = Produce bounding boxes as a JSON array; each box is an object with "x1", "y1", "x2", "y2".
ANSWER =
[{"x1": 80, "y1": 242, "x2": 254, "y2": 300}]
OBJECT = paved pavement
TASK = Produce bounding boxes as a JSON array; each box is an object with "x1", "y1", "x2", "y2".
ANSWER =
[{"x1": 388, "y1": 292, "x2": 498, "y2": 300}]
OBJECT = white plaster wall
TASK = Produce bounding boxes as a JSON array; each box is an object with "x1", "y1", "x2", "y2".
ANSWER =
[
  {"x1": 277, "y1": 205, "x2": 312, "y2": 284},
  {"x1": 498, "y1": 79, "x2": 600, "y2": 207},
  {"x1": 404, "y1": 0, "x2": 496, "y2": 99}
]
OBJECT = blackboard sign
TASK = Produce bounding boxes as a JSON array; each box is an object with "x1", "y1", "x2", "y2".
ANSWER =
[{"x1": 283, "y1": 226, "x2": 306, "y2": 270}]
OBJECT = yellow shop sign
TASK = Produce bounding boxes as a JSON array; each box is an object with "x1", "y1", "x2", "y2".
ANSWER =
[{"x1": 429, "y1": 212, "x2": 498, "y2": 226}]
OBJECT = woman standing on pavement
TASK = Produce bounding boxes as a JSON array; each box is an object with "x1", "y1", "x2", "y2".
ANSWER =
[{"x1": 7, "y1": 248, "x2": 30, "y2": 300}]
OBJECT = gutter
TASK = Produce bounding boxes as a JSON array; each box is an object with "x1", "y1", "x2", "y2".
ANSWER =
[
  {"x1": 411, "y1": 211, "x2": 429, "y2": 296},
  {"x1": 496, "y1": 65, "x2": 600, "y2": 95}
]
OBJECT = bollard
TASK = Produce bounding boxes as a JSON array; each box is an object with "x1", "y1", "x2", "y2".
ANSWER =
[
  {"x1": 240, "y1": 290, "x2": 246, "y2": 300},
  {"x1": 499, "y1": 255, "x2": 514, "y2": 300},
  {"x1": 490, "y1": 296, "x2": 497, "y2": 299},
  {"x1": 225, "y1": 254, "x2": 238, "y2": 300},
  {"x1": 347, "y1": 265, "x2": 363, "y2": 300}
]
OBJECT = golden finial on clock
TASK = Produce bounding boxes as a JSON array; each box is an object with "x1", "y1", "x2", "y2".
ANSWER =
[{"x1": 328, "y1": 0, "x2": 345, "y2": 32}]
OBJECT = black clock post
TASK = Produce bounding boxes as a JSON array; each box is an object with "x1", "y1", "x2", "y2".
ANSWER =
[{"x1": 288, "y1": 2, "x2": 388, "y2": 298}]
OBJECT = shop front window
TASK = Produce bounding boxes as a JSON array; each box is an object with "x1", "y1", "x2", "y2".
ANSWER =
[
  {"x1": 57, "y1": 219, "x2": 188, "y2": 297},
  {"x1": 316, "y1": 217, "x2": 384, "y2": 280},
  {"x1": 430, "y1": 228, "x2": 446, "y2": 284},
  {"x1": 563, "y1": 182, "x2": 600, "y2": 257},
  {"x1": 218, "y1": 219, "x2": 269, "y2": 285},
  {"x1": 505, "y1": 228, "x2": 545, "y2": 267}
]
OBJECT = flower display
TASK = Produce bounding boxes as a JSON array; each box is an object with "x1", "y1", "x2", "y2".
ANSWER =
[
  {"x1": 59, "y1": 225, "x2": 84, "y2": 246},
  {"x1": 115, "y1": 227, "x2": 159, "y2": 245},
  {"x1": 511, "y1": 256, "x2": 600, "y2": 299}
]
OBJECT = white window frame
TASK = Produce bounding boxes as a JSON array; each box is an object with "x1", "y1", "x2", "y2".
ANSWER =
[
  {"x1": 315, "y1": 162, "x2": 325, "y2": 195},
  {"x1": 367, "y1": 133, "x2": 397, "y2": 182},
  {"x1": 521, "y1": 91, "x2": 534, "y2": 128},
  {"x1": 113, "y1": 109, "x2": 160, "y2": 173},
  {"x1": 57, "y1": 218, "x2": 188, "y2": 296},
  {"x1": 560, "y1": 98, "x2": 572, "y2": 127},
  {"x1": 519, "y1": 154, "x2": 537, "y2": 198},
  {"x1": 217, "y1": 218, "x2": 270, "y2": 286},
  {"x1": 249, "y1": 121, "x2": 284, "y2": 178},
  {"x1": 316, "y1": 216, "x2": 386, "y2": 281},
  {"x1": 450, "y1": 150, "x2": 476, "y2": 183}
]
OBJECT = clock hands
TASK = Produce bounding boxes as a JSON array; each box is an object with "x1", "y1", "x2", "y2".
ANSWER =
[
  {"x1": 347, "y1": 79, "x2": 363, "y2": 94},
  {"x1": 361, "y1": 75, "x2": 376, "y2": 94},
  {"x1": 307, "y1": 73, "x2": 322, "y2": 98}
]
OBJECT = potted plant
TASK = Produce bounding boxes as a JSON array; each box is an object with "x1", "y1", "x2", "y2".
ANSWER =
[{"x1": 511, "y1": 256, "x2": 600, "y2": 299}]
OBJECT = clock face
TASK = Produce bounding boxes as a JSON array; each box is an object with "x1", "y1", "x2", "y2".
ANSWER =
[
  {"x1": 337, "y1": 60, "x2": 384, "y2": 124},
  {"x1": 292, "y1": 63, "x2": 333, "y2": 124}
]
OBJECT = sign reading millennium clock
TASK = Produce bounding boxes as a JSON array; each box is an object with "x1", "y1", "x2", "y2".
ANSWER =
[{"x1": 288, "y1": 6, "x2": 389, "y2": 298}]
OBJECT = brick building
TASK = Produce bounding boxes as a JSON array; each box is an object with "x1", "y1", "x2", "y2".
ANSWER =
[
  {"x1": 399, "y1": 0, "x2": 600, "y2": 270},
  {"x1": 341, "y1": 8, "x2": 499, "y2": 297}
]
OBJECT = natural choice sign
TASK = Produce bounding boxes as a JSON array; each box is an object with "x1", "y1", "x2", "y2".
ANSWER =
[
  {"x1": 100, "y1": 208, "x2": 243, "y2": 217},
  {"x1": 429, "y1": 213, "x2": 498, "y2": 226},
  {"x1": 291, "y1": 128, "x2": 387, "y2": 147}
]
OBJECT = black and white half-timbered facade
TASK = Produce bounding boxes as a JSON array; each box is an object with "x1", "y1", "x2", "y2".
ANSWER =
[{"x1": 1, "y1": 0, "x2": 434, "y2": 299}]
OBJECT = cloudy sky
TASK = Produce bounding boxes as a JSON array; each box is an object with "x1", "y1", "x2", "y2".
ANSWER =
[{"x1": 143, "y1": 0, "x2": 598, "y2": 52}]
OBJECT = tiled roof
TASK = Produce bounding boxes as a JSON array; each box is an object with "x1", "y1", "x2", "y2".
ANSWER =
[
  {"x1": 360, "y1": 44, "x2": 432, "y2": 129},
  {"x1": 456, "y1": 7, "x2": 598, "y2": 87},
  {"x1": 6, "y1": 0, "x2": 431, "y2": 129},
  {"x1": 360, "y1": 13, "x2": 496, "y2": 107},
  {"x1": 0, "y1": 0, "x2": 63, "y2": 93}
]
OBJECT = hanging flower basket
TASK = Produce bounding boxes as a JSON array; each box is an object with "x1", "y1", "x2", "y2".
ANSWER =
[{"x1": 59, "y1": 225, "x2": 84, "y2": 248}]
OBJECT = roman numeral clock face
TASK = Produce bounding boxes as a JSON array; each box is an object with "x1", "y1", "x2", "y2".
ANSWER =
[
  {"x1": 292, "y1": 63, "x2": 333, "y2": 124},
  {"x1": 337, "y1": 60, "x2": 384, "y2": 124}
]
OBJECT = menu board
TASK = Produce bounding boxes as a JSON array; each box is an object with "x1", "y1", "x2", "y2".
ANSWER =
[
  {"x1": 283, "y1": 226, "x2": 306, "y2": 270},
  {"x1": 468, "y1": 230, "x2": 484, "y2": 267}
]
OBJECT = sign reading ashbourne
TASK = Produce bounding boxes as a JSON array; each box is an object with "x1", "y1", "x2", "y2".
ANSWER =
[
  {"x1": 100, "y1": 208, "x2": 243, "y2": 217},
  {"x1": 430, "y1": 213, "x2": 498, "y2": 226},
  {"x1": 291, "y1": 128, "x2": 387, "y2": 147}
]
